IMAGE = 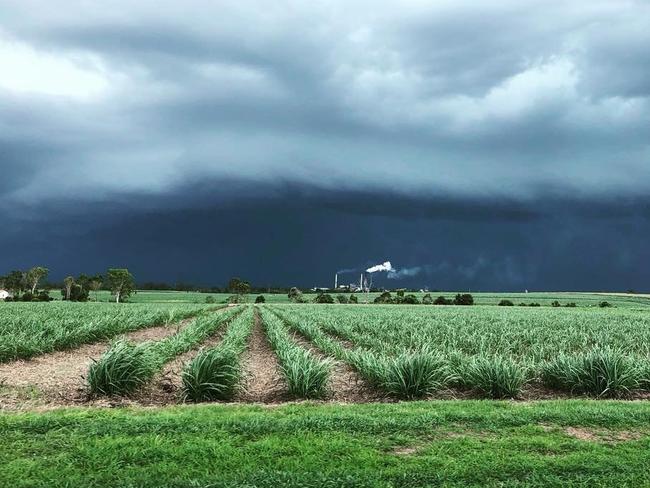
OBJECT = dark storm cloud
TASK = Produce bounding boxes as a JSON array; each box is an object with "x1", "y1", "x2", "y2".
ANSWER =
[
  {"x1": 0, "y1": 1, "x2": 649, "y2": 289},
  {"x1": 2, "y1": 183, "x2": 650, "y2": 291}
]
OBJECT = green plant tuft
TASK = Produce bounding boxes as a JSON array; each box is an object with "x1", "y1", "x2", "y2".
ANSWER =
[
  {"x1": 461, "y1": 355, "x2": 527, "y2": 399},
  {"x1": 181, "y1": 348, "x2": 241, "y2": 402},
  {"x1": 87, "y1": 339, "x2": 154, "y2": 396}
]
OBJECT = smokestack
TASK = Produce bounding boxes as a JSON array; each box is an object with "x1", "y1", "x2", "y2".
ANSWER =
[
  {"x1": 359, "y1": 273, "x2": 363, "y2": 291},
  {"x1": 334, "y1": 273, "x2": 338, "y2": 289}
]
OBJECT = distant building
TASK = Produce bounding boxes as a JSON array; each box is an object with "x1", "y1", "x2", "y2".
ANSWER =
[{"x1": 0, "y1": 289, "x2": 12, "y2": 300}]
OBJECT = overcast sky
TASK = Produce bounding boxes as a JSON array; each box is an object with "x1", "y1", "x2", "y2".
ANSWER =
[{"x1": 1, "y1": 1, "x2": 649, "y2": 290}]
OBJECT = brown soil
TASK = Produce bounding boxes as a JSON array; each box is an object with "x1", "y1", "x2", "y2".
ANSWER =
[
  {"x1": 235, "y1": 310, "x2": 287, "y2": 403},
  {"x1": 564, "y1": 426, "x2": 646, "y2": 443},
  {"x1": 0, "y1": 316, "x2": 196, "y2": 410},
  {"x1": 288, "y1": 329, "x2": 381, "y2": 403}
]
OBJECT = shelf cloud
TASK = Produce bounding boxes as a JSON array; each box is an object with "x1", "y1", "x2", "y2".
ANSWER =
[{"x1": 1, "y1": 1, "x2": 649, "y2": 289}]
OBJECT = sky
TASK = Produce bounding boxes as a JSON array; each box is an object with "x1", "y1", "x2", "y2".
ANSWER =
[{"x1": 1, "y1": 0, "x2": 649, "y2": 291}]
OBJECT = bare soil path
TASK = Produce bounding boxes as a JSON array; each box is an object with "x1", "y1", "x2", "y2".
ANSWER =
[
  {"x1": 134, "y1": 325, "x2": 229, "y2": 406},
  {"x1": 0, "y1": 316, "x2": 196, "y2": 410},
  {"x1": 287, "y1": 329, "x2": 381, "y2": 403},
  {"x1": 235, "y1": 310, "x2": 287, "y2": 403}
]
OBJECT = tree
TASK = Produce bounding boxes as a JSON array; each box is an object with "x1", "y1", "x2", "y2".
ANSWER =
[
  {"x1": 349, "y1": 294, "x2": 358, "y2": 304},
  {"x1": 402, "y1": 294, "x2": 419, "y2": 304},
  {"x1": 89, "y1": 277, "x2": 103, "y2": 301},
  {"x1": 453, "y1": 293, "x2": 474, "y2": 306},
  {"x1": 63, "y1": 276, "x2": 75, "y2": 301},
  {"x1": 255, "y1": 295, "x2": 266, "y2": 303},
  {"x1": 26, "y1": 267, "x2": 48, "y2": 294},
  {"x1": 227, "y1": 277, "x2": 251, "y2": 302},
  {"x1": 107, "y1": 269, "x2": 135, "y2": 303},
  {"x1": 374, "y1": 291, "x2": 393, "y2": 304},
  {"x1": 498, "y1": 299, "x2": 514, "y2": 306},
  {"x1": 314, "y1": 292, "x2": 334, "y2": 304},
  {"x1": 336, "y1": 294, "x2": 349, "y2": 304},
  {"x1": 434, "y1": 296, "x2": 452, "y2": 305},
  {"x1": 4, "y1": 271, "x2": 26, "y2": 297},
  {"x1": 422, "y1": 293, "x2": 434, "y2": 305},
  {"x1": 288, "y1": 287, "x2": 303, "y2": 302}
]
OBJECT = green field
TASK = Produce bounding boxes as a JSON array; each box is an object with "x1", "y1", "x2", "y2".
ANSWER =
[
  {"x1": 2, "y1": 293, "x2": 650, "y2": 486},
  {"x1": 0, "y1": 302, "x2": 210, "y2": 362},
  {"x1": 2, "y1": 401, "x2": 650, "y2": 487},
  {"x1": 55, "y1": 289, "x2": 650, "y2": 308}
]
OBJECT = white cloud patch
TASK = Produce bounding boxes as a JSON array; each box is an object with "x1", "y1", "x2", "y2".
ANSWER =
[{"x1": 0, "y1": 0, "x2": 649, "y2": 206}]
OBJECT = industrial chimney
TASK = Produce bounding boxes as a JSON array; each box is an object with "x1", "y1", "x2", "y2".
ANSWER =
[{"x1": 334, "y1": 273, "x2": 338, "y2": 290}]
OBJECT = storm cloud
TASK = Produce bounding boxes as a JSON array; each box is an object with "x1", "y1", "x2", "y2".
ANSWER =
[{"x1": 1, "y1": 1, "x2": 649, "y2": 289}]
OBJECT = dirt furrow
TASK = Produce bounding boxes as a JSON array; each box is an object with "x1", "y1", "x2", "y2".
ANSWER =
[
  {"x1": 235, "y1": 310, "x2": 287, "y2": 403},
  {"x1": 0, "y1": 316, "x2": 197, "y2": 410},
  {"x1": 134, "y1": 325, "x2": 229, "y2": 405},
  {"x1": 287, "y1": 329, "x2": 381, "y2": 403}
]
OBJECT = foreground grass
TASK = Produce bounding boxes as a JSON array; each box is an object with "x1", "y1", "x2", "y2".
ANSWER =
[{"x1": 1, "y1": 401, "x2": 650, "y2": 487}]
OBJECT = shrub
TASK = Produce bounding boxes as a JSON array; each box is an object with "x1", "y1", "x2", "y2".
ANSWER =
[
  {"x1": 421, "y1": 293, "x2": 434, "y2": 305},
  {"x1": 281, "y1": 349, "x2": 331, "y2": 399},
  {"x1": 87, "y1": 339, "x2": 154, "y2": 396},
  {"x1": 434, "y1": 296, "x2": 452, "y2": 305},
  {"x1": 348, "y1": 294, "x2": 358, "y2": 304},
  {"x1": 461, "y1": 356, "x2": 527, "y2": 399},
  {"x1": 21, "y1": 292, "x2": 34, "y2": 302},
  {"x1": 453, "y1": 293, "x2": 474, "y2": 306},
  {"x1": 255, "y1": 295, "x2": 266, "y2": 303},
  {"x1": 314, "y1": 293, "x2": 334, "y2": 304},
  {"x1": 599, "y1": 301, "x2": 612, "y2": 308},
  {"x1": 529, "y1": 302, "x2": 541, "y2": 307},
  {"x1": 205, "y1": 296, "x2": 216, "y2": 304},
  {"x1": 402, "y1": 294, "x2": 420, "y2": 305},
  {"x1": 36, "y1": 291, "x2": 52, "y2": 302},
  {"x1": 374, "y1": 292, "x2": 393, "y2": 304},
  {"x1": 181, "y1": 348, "x2": 241, "y2": 402},
  {"x1": 288, "y1": 287, "x2": 303, "y2": 302},
  {"x1": 336, "y1": 294, "x2": 349, "y2": 304},
  {"x1": 498, "y1": 299, "x2": 514, "y2": 306},
  {"x1": 381, "y1": 351, "x2": 452, "y2": 399},
  {"x1": 551, "y1": 301, "x2": 561, "y2": 307},
  {"x1": 541, "y1": 348, "x2": 642, "y2": 398},
  {"x1": 518, "y1": 302, "x2": 527, "y2": 306},
  {"x1": 565, "y1": 302, "x2": 577, "y2": 307}
]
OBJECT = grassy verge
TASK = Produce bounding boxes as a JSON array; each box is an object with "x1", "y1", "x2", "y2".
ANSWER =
[
  {"x1": 88, "y1": 307, "x2": 241, "y2": 396},
  {"x1": 1, "y1": 400, "x2": 650, "y2": 487}
]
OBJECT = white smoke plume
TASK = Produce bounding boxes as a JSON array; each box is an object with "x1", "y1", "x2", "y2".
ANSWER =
[
  {"x1": 387, "y1": 266, "x2": 422, "y2": 279},
  {"x1": 336, "y1": 267, "x2": 358, "y2": 274},
  {"x1": 366, "y1": 261, "x2": 394, "y2": 273}
]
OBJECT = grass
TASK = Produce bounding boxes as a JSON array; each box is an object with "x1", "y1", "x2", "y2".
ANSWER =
[
  {"x1": 2, "y1": 400, "x2": 650, "y2": 487},
  {"x1": 86, "y1": 339, "x2": 155, "y2": 396},
  {"x1": 181, "y1": 307, "x2": 255, "y2": 402},
  {"x1": 460, "y1": 355, "x2": 528, "y2": 399},
  {"x1": 181, "y1": 348, "x2": 241, "y2": 402},
  {"x1": 260, "y1": 308, "x2": 332, "y2": 399},
  {"x1": 270, "y1": 303, "x2": 650, "y2": 399},
  {"x1": 0, "y1": 302, "x2": 209, "y2": 362},
  {"x1": 541, "y1": 348, "x2": 648, "y2": 397},
  {"x1": 88, "y1": 307, "x2": 241, "y2": 396}
]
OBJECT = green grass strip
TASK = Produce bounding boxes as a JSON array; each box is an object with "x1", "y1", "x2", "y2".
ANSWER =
[{"x1": 2, "y1": 401, "x2": 650, "y2": 487}]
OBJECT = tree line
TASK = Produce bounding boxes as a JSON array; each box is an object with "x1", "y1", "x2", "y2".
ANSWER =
[{"x1": 0, "y1": 267, "x2": 135, "y2": 303}]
